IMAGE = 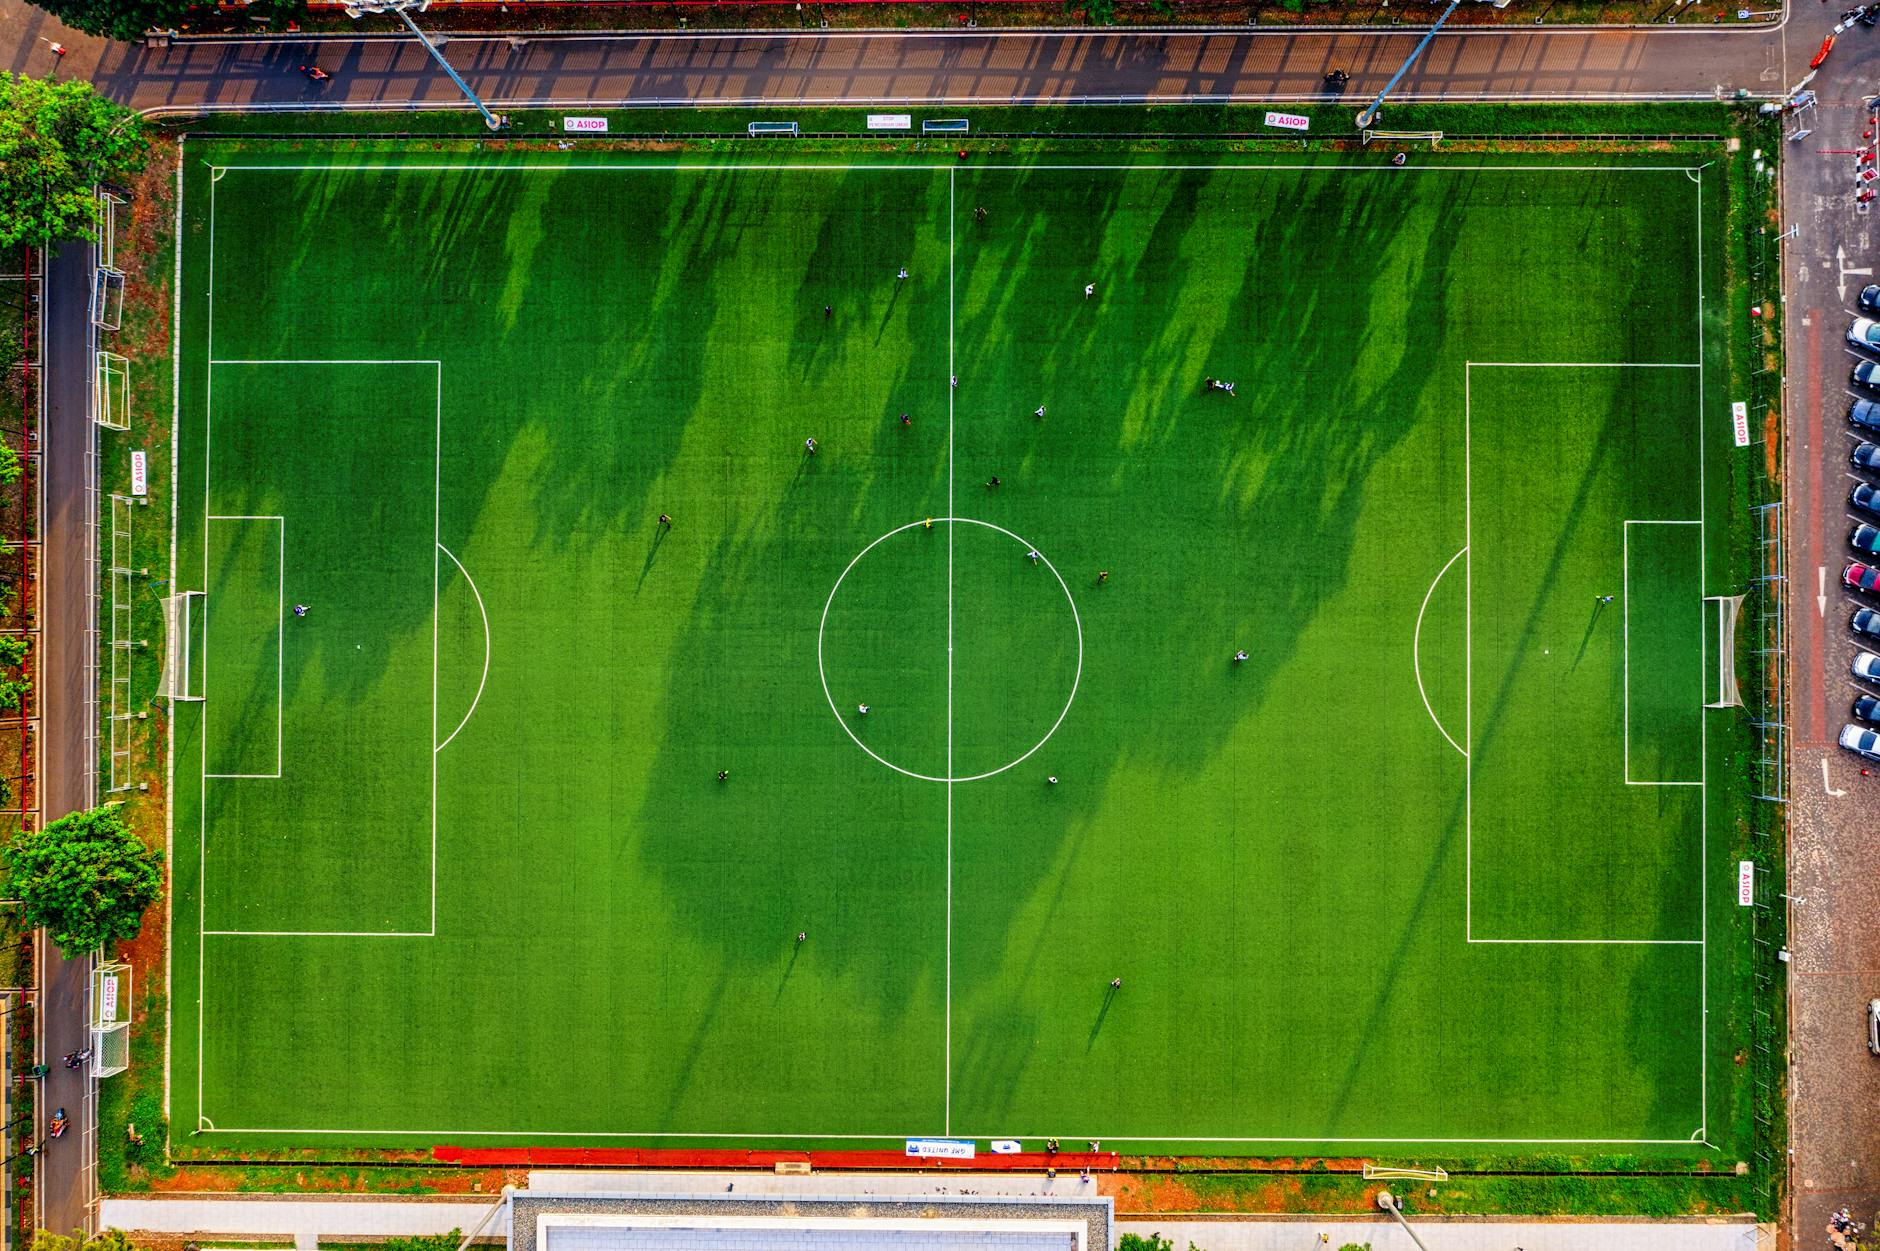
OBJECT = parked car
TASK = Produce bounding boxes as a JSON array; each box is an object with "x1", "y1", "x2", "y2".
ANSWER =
[
  {"x1": 1857, "y1": 361, "x2": 1880, "y2": 392},
  {"x1": 1846, "y1": 561, "x2": 1880, "y2": 594},
  {"x1": 1862, "y1": 285, "x2": 1880, "y2": 315},
  {"x1": 1856, "y1": 483, "x2": 1880, "y2": 516},
  {"x1": 1842, "y1": 722, "x2": 1880, "y2": 761},
  {"x1": 1854, "y1": 399, "x2": 1880, "y2": 434},
  {"x1": 1855, "y1": 650, "x2": 1880, "y2": 681},
  {"x1": 1856, "y1": 441, "x2": 1880, "y2": 471},
  {"x1": 1854, "y1": 523, "x2": 1880, "y2": 554},
  {"x1": 1869, "y1": 999, "x2": 1880, "y2": 1056},
  {"x1": 1856, "y1": 609, "x2": 1880, "y2": 643},
  {"x1": 1851, "y1": 317, "x2": 1880, "y2": 353},
  {"x1": 1856, "y1": 694, "x2": 1880, "y2": 722}
]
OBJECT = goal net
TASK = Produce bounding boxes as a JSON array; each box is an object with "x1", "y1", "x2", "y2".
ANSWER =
[
  {"x1": 89, "y1": 960, "x2": 130, "y2": 1079},
  {"x1": 1708, "y1": 593, "x2": 1745, "y2": 709},
  {"x1": 1362, "y1": 130, "x2": 1445, "y2": 147},
  {"x1": 157, "y1": 592, "x2": 205, "y2": 702},
  {"x1": 90, "y1": 267, "x2": 123, "y2": 331},
  {"x1": 95, "y1": 352, "x2": 130, "y2": 432}
]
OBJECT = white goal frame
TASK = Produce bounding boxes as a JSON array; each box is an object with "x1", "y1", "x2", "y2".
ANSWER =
[
  {"x1": 1706, "y1": 593, "x2": 1745, "y2": 709},
  {"x1": 1362, "y1": 130, "x2": 1445, "y2": 147},
  {"x1": 95, "y1": 352, "x2": 130, "y2": 432},
  {"x1": 157, "y1": 591, "x2": 204, "y2": 703},
  {"x1": 89, "y1": 960, "x2": 131, "y2": 1079}
]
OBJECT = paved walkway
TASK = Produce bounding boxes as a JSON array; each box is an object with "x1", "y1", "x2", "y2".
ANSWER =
[
  {"x1": 0, "y1": 0, "x2": 1805, "y2": 118},
  {"x1": 102, "y1": 1194, "x2": 507, "y2": 1249},
  {"x1": 1117, "y1": 1217, "x2": 1767, "y2": 1251}
]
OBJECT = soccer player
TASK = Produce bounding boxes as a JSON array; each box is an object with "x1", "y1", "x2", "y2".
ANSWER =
[
  {"x1": 824, "y1": 304, "x2": 832, "y2": 319},
  {"x1": 857, "y1": 703, "x2": 869, "y2": 716},
  {"x1": 717, "y1": 770, "x2": 728, "y2": 782},
  {"x1": 1084, "y1": 283, "x2": 1095, "y2": 299},
  {"x1": 1034, "y1": 405, "x2": 1046, "y2": 419},
  {"x1": 805, "y1": 437, "x2": 818, "y2": 455},
  {"x1": 897, "y1": 267, "x2": 909, "y2": 280},
  {"x1": 1027, "y1": 549, "x2": 1040, "y2": 564},
  {"x1": 1107, "y1": 980, "x2": 1119, "y2": 991},
  {"x1": 1598, "y1": 594, "x2": 1615, "y2": 604},
  {"x1": 986, "y1": 476, "x2": 1001, "y2": 489},
  {"x1": 797, "y1": 931, "x2": 807, "y2": 943},
  {"x1": 1234, "y1": 649, "x2": 1249, "y2": 663},
  {"x1": 900, "y1": 413, "x2": 911, "y2": 427},
  {"x1": 1047, "y1": 775, "x2": 1058, "y2": 785},
  {"x1": 658, "y1": 513, "x2": 672, "y2": 528},
  {"x1": 1097, "y1": 571, "x2": 1109, "y2": 585},
  {"x1": 292, "y1": 604, "x2": 309, "y2": 617}
]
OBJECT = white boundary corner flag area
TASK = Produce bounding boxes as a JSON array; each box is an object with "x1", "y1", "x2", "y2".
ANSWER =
[{"x1": 172, "y1": 157, "x2": 1725, "y2": 1148}]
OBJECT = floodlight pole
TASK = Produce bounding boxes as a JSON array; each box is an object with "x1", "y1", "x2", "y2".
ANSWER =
[
  {"x1": 390, "y1": 6, "x2": 506, "y2": 130},
  {"x1": 1353, "y1": 0, "x2": 1463, "y2": 130},
  {"x1": 1374, "y1": 1191, "x2": 1433, "y2": 1251}
]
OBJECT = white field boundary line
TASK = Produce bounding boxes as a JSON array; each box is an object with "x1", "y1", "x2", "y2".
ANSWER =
[
  {"x1": 200, "y1": 515, "x2": 284, "y2": 780},
  {"x1": 1695, "y1": 165, "x2": 1710, "y2": 1148},
  {"x1": 1413, "y1": 545, "x2": 1467, "y2": 758},
  {"x1": 164, "y1": 136, "x2": 185, "y2": 1130},
  {"x1": 191, "y1": 1126, "x2": 1713, "y2": 1143},
  {"x1": 435, "y1": 542, "x2": 490, "y2": 753},
  {"x1": 208, "y1": 163, "x2": 1713, "y2": 174},
  {"x1": 944, "y1": 164, "x2": 955, "y2": 1139},
  {"x1": 184, "y1": 164, "x2": 1712, "y2": 1148},
  {"x1": 1622, "y1": 519, "x2": 1705, "y2": 788},
  {"x1": 1464, "y1": 361, "x2": 1706, "y2": 952}
]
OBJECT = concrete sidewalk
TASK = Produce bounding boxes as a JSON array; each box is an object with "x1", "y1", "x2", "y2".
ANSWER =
[
  {"x1": 1117, "y1": 1216, "x2": 1767, "y2": 1251},
  {"x1": 101, "y1": 1194, "x2": 507, "y2": 1250}
]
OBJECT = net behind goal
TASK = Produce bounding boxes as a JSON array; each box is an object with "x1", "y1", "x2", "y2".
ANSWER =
[
  {"x1": 1709, "y1": 593, "x2": 1745, "y2": 709},
  {"x1": 158, "y1": 592, "x2": 205, "y2": 702}
]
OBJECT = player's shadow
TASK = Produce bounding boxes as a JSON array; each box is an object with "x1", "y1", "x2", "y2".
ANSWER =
[
  {"x1": 774, "y1": 939, "x2": 806, "y2": 1005},
  {"x1": 637, "y1": 523, "x2": 669, "y2": 591},
  {"x1": 1569, "y1": 601, "x2": 1608, "y2": 672},
  {"x1": 1085, "y1": 985, "x2": 1119, "y2": 1051},
  {"x1": 876, "y1": 279, "x2": 906, "y2": 345}
]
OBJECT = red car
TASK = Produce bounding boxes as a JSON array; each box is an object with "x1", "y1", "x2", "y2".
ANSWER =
[{"x1": 1848, "y1": 561, "x2": 1880, "y2": 594}]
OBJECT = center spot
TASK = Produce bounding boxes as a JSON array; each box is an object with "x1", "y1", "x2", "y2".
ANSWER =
[{"x1": 818, "y1": 518, "x2": 1083, "y2": 783}]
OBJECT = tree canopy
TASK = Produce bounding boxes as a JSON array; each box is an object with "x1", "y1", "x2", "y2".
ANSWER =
[
  {"x1": 4, "y1": 804, "x2": 161, "y2": 956},
  {"x1": 0, "y1": 73, "x2": 144, "y2": 250}
]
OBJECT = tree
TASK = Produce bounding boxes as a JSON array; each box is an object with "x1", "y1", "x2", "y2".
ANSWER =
[
  {"x1": 4, "y1": 804, "x2": 161, "y2": 955},
  {"x1": 0, "y1": 74, "x2": 144, "y2": 250},
  {"x1": 0, "y1": 635, "x2": 28, "y2": 668}
]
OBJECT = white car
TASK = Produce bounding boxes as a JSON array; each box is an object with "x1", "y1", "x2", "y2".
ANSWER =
[
  {"x1": 1852, "y1": 318, "x2": 1880, "y2": 353},
  {"x1": 1857, "y1": 651, "x2": 1880, "y2": 682},
  {"x1": 1843, "y1": 723, "x2": 1880, "y2": 762}
]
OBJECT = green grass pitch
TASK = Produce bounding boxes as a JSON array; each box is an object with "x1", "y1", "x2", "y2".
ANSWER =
[{"x1": 168, "y1": 144, "x2": 1745, "y2": 1155}]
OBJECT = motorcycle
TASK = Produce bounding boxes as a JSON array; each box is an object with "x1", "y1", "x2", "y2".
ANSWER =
[{"x1": 48, "y1": 1108, "x2": 66, "y2": 1139}]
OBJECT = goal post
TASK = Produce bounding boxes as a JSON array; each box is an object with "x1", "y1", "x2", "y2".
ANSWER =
[
  {"x1": 157, "y1": 591, "x2": 205, "y2": 702},
  {"x1": 1364, "y1": 1163, "x2": 1449, "y2": 1182},
  {"x1": 1708, "y1": 593, "x2": 1746, "y2": 709},
  {"x1": 89, "y1": 960, "x2": 130, "y2": 1079},
  {"x1": 1362, "y1": 130, "x2": 1444, "y2": 147},
  {"x1": 90, "y1": 267, "x2": 123, "y2": 331},
  {"x1": 95, "y1": 352, "x2": 130, "y2": 431}
]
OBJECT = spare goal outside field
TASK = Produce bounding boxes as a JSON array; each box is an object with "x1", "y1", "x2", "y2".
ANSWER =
[
  {"x1": 89, "y1": 960, "x2": 131, "y2": 1078},
  {"x1": 157, "y1": 591, "x2": 205, "y2": 703},
  {"x1": 1361, "y1": 130, "x2": 1445, "y2": 147}
]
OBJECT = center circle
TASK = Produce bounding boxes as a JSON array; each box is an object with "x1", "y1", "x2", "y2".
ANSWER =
[{"x1": 817, "y1": 517, "x2": 1083, "y2": 783}]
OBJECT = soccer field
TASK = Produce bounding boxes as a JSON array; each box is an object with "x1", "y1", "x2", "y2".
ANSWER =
[{"x1": 168, "y1": 143, "x2": 1745, "y2": 1155}]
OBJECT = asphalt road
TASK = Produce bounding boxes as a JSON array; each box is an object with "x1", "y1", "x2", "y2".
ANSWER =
[
  {"x1": 0, "y1": 3, "x2": 1805, "y2": 115},
  {"x1": 34, "y1": 237, "x2": 96, "y2": 1243},
  {"x1": 1, "y1": 0, "x2": 1867, "y2": 1244}
]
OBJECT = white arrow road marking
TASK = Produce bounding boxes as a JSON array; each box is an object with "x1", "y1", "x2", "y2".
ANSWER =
[{"x1": 1825, "y1": 756, "x2": 1849, "y2": 796}]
